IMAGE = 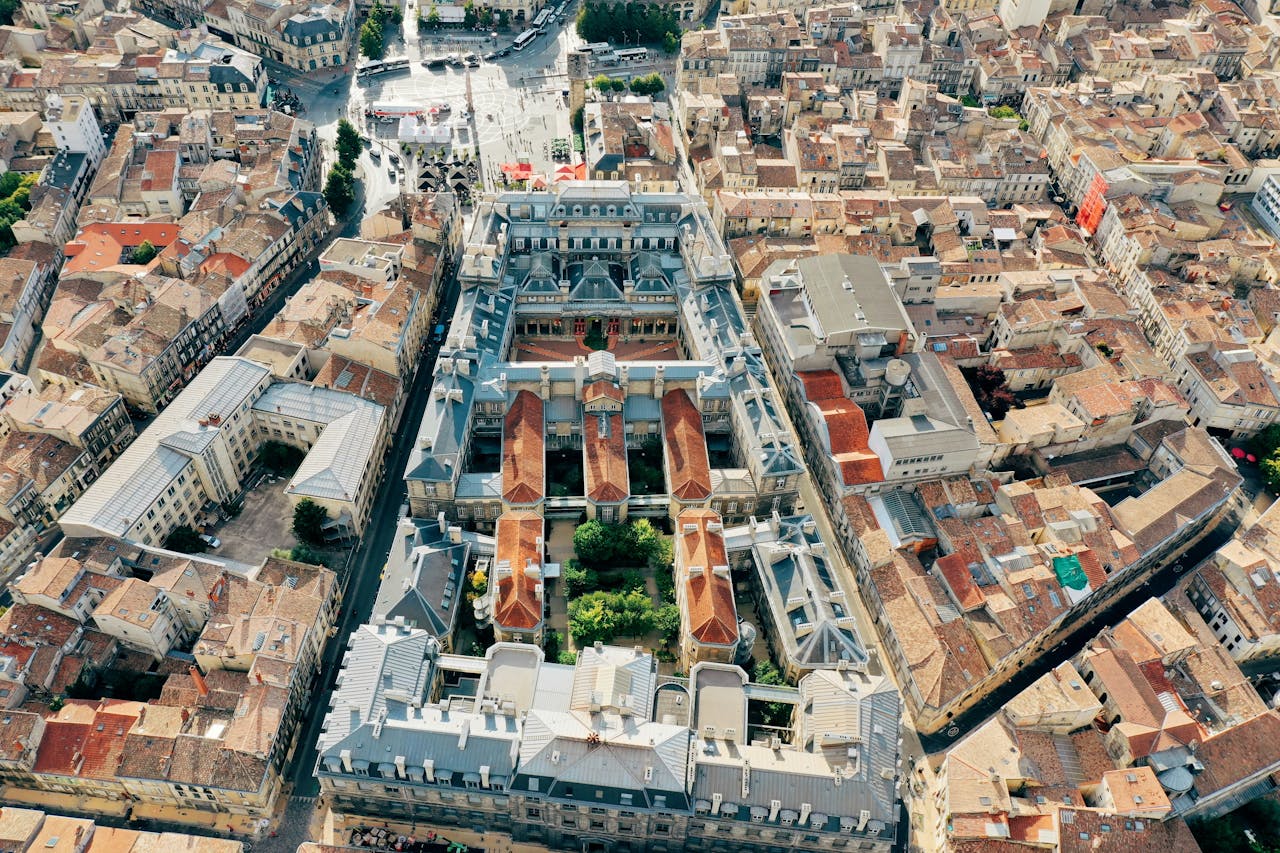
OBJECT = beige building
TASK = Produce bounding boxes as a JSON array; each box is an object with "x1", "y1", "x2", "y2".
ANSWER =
[{"x1": 59, "y1": 357, "x2": 388, "y2": 547}]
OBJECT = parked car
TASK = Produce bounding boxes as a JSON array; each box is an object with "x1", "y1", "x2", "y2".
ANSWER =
[{"x1": 199, "y1": 534, "x2": 222, "y2": 549}]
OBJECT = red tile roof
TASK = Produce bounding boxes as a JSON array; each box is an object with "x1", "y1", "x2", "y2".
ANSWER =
[
  {"x1": 493, "y1": 511, "x2": 544, "y2": 632},
  {"x1": 584, "y1": 412, "x2": 629, "y2": 503},
  {"x1": 934, "y1": 552, "x2": 985, "y2": 611},
  {"x1": 33, "y1": 699, "x2": 143, "y2": 780},
  {"x1": 63, "y1": 223, "x2": 180, "y2": 274},
  {"x1": 583, "y1": 380, "x2": 624, "y2": 404},
  {"x1": 798, "y1": 370, "x2": 883, "y2": 486},
  {"x1": 502, "y1": 390, "x2": 545, "y2": 505},
  {"x1": 661, "y1": 389, "x2": 712, "y2": 502},
  {"x1": 677, "y1": 509, "x2": 738, "y2": 647}
]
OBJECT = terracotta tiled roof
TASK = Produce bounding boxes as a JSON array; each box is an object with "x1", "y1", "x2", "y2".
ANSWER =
[
  {"x1": 661, "y1": 389, "x2": 712, "y2": 502},
  {"x1": 1193, "y1": 710, "x2": 1280, "y2": 798},
  {"x1": 584, "y1": 412, "x2": 629, "y2": 504},
  {"x1": 583, "y1": 380, "x2": 624, "y2": 404},
  {"x1": 934, "y1": 552, "x2": 985, "y2": 611},
  {"x1": 493, "y1": 511, "x2": 543, "y2": 632},
  {"x1": 798, "y1": 370, "x2": 883, "y2": 486},
  {"x1": 502, "y1": 390, "x2": 544, "y2": 506},
  {"x1": 677, "y1": 509, "x2": 737, "y2": 647}
]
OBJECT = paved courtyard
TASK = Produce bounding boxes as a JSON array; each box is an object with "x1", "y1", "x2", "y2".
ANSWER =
[{"x1": 214, "y1": 479, "x2": 298, "y2": 566}]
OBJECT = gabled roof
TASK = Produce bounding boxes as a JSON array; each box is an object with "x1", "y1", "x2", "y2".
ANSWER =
[
  {"x1": 502, "y1": 390, "x2": 544, "y2": 506},
  {"x1": 661, "y1": 389, "x2": 712, "y2": 501},
  {"x1": 584, "y1": 412, "x2": 629, "y2": 504},
  {"x1": 677, "y1": 509, "x2": 737, "y2": 647},
  {"x1": 494, "y1": 511, "x2": 544, "y2": 632}
]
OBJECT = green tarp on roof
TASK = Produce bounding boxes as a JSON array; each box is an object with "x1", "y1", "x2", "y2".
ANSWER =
[{"x1": 1053, "y1": 554, "x2": 1089, "y2": 591}]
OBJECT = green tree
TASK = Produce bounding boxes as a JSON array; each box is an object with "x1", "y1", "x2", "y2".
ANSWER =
[
  {"x1": 663, "y1": 31, "x2": 678, "y2": 54},
  {"x1": 335, "y1": 118, "x2": 362, "y2": 168},
  {"x1": 388, "y1": 4, "x2": 403, "y2": 24},
  {"x1": 557, "y1": 650, "x2": 579, "y2": 665},
  {"x1": 259, "y1": 439, "x2": 305, "y2": 475},
  {"x1": 163, "y1": 524, "x2": 207, "y2": 554},
  {"x1": 496, "y1": 8, "x2": 510, "y2": 27},
  {"x1": 753, "y1": 660, "x2": 784, "y2": 685},
  {"x1": 323, "y1": 163, "x2": 356, "y2": 214},
  {"x1": 592, "y1": 73, "x2": 614, "y2": 91},
  {"x1": 543, "y1": 630, "x2": 563, "y2": 659},
  {"x1": 609, "y1": 78, "x2": 627, "y2": 92},
  {"x1": 360, "y1": 18, "x2": 385, "y2": 58},
  {"x1": 425, "y1": 4, "x2": 440, "y2": 26},
  {"x1": 1249, "y1": 423, "x2": 1280, "y2": 459},
  {"x1": 368, "y1": 0, "x2": 387, "y2": 25},
  {"x1": 655, "y1": 603, "x2": 680, "y2": 647},
  {"x1": 1261, "y1": 453, "x2": 1280, "y2": 492},
  {"x1": 562, "y1": 558, "x2": 599, "y2": 596},
  {"x1": 629, "y1": 73, "x2": 665, "y2": 95},
  {"x1": 568, "y1": 590, "x2": 655, "y2": 645},
  {"x1": 989, "y1": 105, "x2": 1021, "y2": 120},
  {"x1": 129, "y1": 240, "x2": 158, "y2": 264},
  {"x1": 463, "y1": 0, "x2": 477, "y2": 27},
  {"x1": 292, "y1": 498, "x2": 330, "y2": 545},
  {"x1": 751, "y1": 659, "x2": 792, "y2": 730},
  {"x1": 289, "y1": 543, "x2": 327, "y2": 565}
]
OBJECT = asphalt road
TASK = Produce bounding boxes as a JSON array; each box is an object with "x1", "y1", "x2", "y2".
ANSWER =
[{"x1": 285, "y1": 265, "x2": 462, "y2": 800}]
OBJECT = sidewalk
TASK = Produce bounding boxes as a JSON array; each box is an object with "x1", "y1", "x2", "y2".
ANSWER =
[
  {"x1": 0, "y1": 786, "x2": 261, "y2": 839},
  {"x1": 321, "y1": 806, "x2": 563, "y2": 853}
]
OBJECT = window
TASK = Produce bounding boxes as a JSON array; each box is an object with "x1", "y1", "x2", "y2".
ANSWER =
[{"x1": 526, "y1": 808, "x2": 541, "y2": 819}]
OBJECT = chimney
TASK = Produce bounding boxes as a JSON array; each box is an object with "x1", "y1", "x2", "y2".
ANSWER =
[
  {"x1": 188, "y1": 665, "x2": 209, "y2": 697},
  {"x1": 480, "y1": 764, "x2": 491, "y2": 788},
  {"x1": 394, "y1": 754, "x2": 406, "y2": 778},
  {"x1": 340, "y1": 749, "x2": 353, "y2": 772},
  {"x1": 769, "y1": 800, "x2": 782, "y2": 822}
]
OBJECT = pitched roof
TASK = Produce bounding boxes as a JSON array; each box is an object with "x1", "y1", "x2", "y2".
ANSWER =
[
  {"x1": 501, "y1": 390, "x2": 544, "y2": 505},
  {"x1": 798, "y1": 370, "x2": 883, "y2": 487},
  {"x1": 677, "y1": 509, "x2": 738, "y2": 647},
  {"x1": 661, "y1": 389, "x2": 712, "y2": 501},
  {"x1": 493, "y1": 511, "x2": 544, "y2": 632},
  {"x1": 584, "y1": 412, "x2": 629, "y2": 503}
]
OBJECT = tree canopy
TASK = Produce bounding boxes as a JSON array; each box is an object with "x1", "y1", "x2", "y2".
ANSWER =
[
  {"x1": 129, "y1": 241, "x2": 158, "y2": 265},
  {"x1": 324, "y1": 164, "x2": 356, "y2": 215},
  {"x1": 163, "y1": 525, "x2": 207, "y2": 554},
  {"x1": 568, "y1": 590, "x2": 655, "y2": 645},
  {"x1": 292, "y1": 498, "x2": 330, "y2": 545},
  {"x1": 335, "y1": 119, "x2": 362, "y2": 169},
  {"x1": 576, "y1": 1, "x2": 682, "y2": 45}
]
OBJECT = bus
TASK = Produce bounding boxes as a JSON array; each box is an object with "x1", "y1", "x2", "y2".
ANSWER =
[
  {"x1": 581, "y1": 42, "x2": 611, "y2": 54},
  {"x1": 614, "y1": 47, "x2": 648, "y2": 63},
  {"x1": 513, "y1": 29, "x2": 539, "y2": 50},
  {"x1": 356, "y1": 57, "x2": 410, "y2": 80}
]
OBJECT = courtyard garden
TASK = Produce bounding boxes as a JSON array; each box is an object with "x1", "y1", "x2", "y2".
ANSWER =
[{"x1": 553, "y1": 518, "x2": 681, "y2": 661}]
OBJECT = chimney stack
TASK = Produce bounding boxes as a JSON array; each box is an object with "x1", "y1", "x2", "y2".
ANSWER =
[{"x1": 188, "y1": 664, "x2": 209, "y2": 697}]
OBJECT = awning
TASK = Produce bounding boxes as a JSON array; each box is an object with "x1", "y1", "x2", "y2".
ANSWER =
[{"x1": 1231, "y1": 446, "x2": 1246, "y2": 459}]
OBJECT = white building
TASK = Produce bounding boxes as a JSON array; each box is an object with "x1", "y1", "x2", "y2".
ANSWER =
[
  {"x1": 43, "y1": 94, "x2": 106, "y2": 169},
  {"x1": 59, "y1": 356, "x2": 387, "y2": 547}
]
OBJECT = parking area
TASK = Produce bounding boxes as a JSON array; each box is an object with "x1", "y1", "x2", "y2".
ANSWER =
[{"x1": 214, "y1": 479, "x2": 298, "y2": 567}]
